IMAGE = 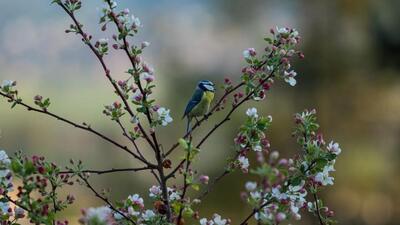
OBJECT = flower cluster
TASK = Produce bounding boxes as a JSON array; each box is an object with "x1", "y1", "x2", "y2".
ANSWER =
[
  {"x1": 240, "y1": 26, "x2": 303, "y2": 102},
  {"x1": 238, "y1": 109, "x2": 341, "y2": 225},
  {"x1": 0, "y1": 151, "x2": 76, "y2": 224},
  {"x1": 103, "y1": 101, "x2": 125, "y2": 121},
  {"x1": 79, "y1": 206, "x2": 114, "y2": 225},
  {"x1": 156, "y1": 107, "x2": 173, "y2": 127},
  {"x1": 33, "y1": 94, "x2": 51, "y2": 110},
  {"x1": 234, "y1": 108, "x2": 272, "y2": 172}
]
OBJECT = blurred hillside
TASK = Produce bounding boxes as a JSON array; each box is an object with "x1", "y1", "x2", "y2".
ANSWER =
[{"x1": 0, "y1": 0, "x2": 399, "y2": 224}]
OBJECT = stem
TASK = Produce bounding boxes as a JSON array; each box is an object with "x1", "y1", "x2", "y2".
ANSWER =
[
  {"x1": 50, "y1": 180, "x2": 58, "y2": 225},
  {"x1": 313, "y1": 191, "x2": 325, "y2": 225}
]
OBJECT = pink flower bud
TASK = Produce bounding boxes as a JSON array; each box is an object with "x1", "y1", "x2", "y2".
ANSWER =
[
  {"x1": 276, "y1": 212, "x2": 286, "y2": 223},
  {"x1": 34, "y1": 95, "x2": 43, "y2": 101},
  {"x1": 199, "y1": 175, "x2": 209, "y2": 184}
]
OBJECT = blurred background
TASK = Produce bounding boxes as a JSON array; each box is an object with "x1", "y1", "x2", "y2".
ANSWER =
[{"x1": 0, "y1": 0, "x2": 399, "y2": 224}]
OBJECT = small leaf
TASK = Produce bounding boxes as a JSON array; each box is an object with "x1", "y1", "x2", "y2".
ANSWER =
[{"x1": 178, "y1": 138, "x2": 188, "y2": 150}]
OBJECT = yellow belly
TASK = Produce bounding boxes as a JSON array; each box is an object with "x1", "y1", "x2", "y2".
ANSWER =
[{"x1": 189, "y1": 91, "x2": 214, "y2": 117}]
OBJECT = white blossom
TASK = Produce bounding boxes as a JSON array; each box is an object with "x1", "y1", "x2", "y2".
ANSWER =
[
  {"x1": 81, "y1": 206, "x2": 113, "y2": 225},
  {"x1": 327, "y1": 141, "x2": 341, "y2": 155},
  {"x1": 238, "y1": 156, "x2": 249, "y2": 171},
  {"x1": 276, "y1": 26, "x2": 290, "y2": 35},
  {"x1": 246, "y1": 107, "x2": 258, "y2": 118},
  {"x1": 149, "y1": 185, "x2": 162, "y2": 198},
  {"x1": 245, "y1": 181, "x2": 257, "y2": 192},
  {"x1": 128, "y1": 206, "x2": 140, "y2": 216},
  {"x1": 142, "y1": 210, "x2": 156, "y2": 221},
  {"x1": 242, "y1": 48, "x2": 256, "y2": 59},
  {"x1": 157, "y1": 107, "x2": 173, "y2": 126},
  {"x1": 213, "y1": 214, "x2": 227, "y2": 225},
  {"x1": 1, "y1": 80, "x2": 14, "y2": 89},
  {"x1": 314, "y1": 165, "x2": 335, "y2": 186},
  {"x1": 253, "y1": 144, "x2": 262, "y2": 152},
  {"x1": 199, "y1": 218, "x2": 212, "y2": 225},
  {"x1": 0, "y1": 150, "x2": 11, "y2": 167},
  {"x1": 284, "y1": 70, "x2": 297, "y2": 86},
  {"x1": 130, "y1": 115, "x2": 138, "y2": 124},
  {"x1": 131, "y1": 15, "x2": 141, "y2": 28},
  {"x1": 128, "y1": 194, "x2": 144, "y2": 207},
  {"x1": 0, "y1": 202, "x2": 9, "y2": 216},
  {"x1": 98, "y1": 38, "x2": 108, "y2": 45},
  {"x1": 169, "y1": 191, "x2": 181, "y2": 201}
]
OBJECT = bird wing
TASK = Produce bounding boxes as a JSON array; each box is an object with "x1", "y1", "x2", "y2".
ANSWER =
[{"x1": 183, "y1": 87, "x2": 203, "y2": 118}]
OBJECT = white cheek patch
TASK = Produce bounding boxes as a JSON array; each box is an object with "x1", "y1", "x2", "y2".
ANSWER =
[{"x1": 204, "y1": 84, "x2": 214, "y2": 91}]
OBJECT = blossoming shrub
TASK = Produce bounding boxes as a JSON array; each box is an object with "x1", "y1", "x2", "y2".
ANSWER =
[{"x1": 0, "y1": 0, "x2": 341, "y2": 225}]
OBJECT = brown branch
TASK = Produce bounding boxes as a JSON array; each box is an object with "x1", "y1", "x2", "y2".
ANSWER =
[
  {"x1": 78, "y1": 174, "x2": 137, "y2": 224},
  {"x1": 313, "y1": 191, "x2": 325, "y2": 225},
  {"x1": 3, "y1": 194, "x2": 31, "y2": 212},
  {"x1": 0, "y1": 91, "x2": 150, "y2": 165},
  {"x1": 56, "y1": 2, "x2": 156, "y2": 151},
  {"x1": 59, "y1": 167, "x2": 152, "y2": 175},
  {"x1": 239, "y1": 201, "x2": 271, "y2": 225}
]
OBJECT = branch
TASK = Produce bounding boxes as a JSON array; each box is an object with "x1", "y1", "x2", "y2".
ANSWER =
[
  {"x1": 78, "y1": 174, "x2": 137, "y2": 225},
  {"x1": 59, "y1": 167, "x2": 152, "y2": 175},
  {"x1": 56, "y1": 2, "x2": 156, "y2": 151},
  {"x1": 3, "y1": 194, "x2": 31, "y2": 213},
  {"x1": 313, "y1": 192, "x2": 325, "y2": 225},
  {"x1": 239, "y1": 201, "x2": 271, "y2": 225},
  {"x1": 0, "y1": 91, "x2": 150, "y2": 165}
]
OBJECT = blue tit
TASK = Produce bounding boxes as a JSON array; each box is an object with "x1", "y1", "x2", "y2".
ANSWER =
[{"x1": 183, "y1": 80, "x2": 215, "y2": 133}]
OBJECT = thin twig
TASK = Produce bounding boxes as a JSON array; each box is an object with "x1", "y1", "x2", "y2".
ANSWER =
[
  {"x1": 59, "y1": 167, "x2": 152, "y2": 175},
  {"x1": 313, "y1": 192, "x2": 325, "y2": 225},
  {"x1": 239, "y1": 201, "x2": 271, "y2": 225}
]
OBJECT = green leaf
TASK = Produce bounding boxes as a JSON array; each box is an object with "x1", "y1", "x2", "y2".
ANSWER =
[
  {"x1": 178, "y1": 138, "x2": 189, "y2": 150},
  {"x1": 11, "y1": 159, "x2": 23, "y2": 173},
  {"x1": 24, "y1": 160, "x2": 36, "y2": 175},
  {"x1": 191, "y1": 184, "x2": 200, "y2": 191}
]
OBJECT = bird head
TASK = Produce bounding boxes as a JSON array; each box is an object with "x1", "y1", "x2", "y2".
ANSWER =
[{"x1": 198, "y1": 80, "x2": 215, "y2": 92}]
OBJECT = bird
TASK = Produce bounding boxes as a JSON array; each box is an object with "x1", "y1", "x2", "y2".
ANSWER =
[{"x1": 183, "y1": 80, "x2": 215, "y2": 133}]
